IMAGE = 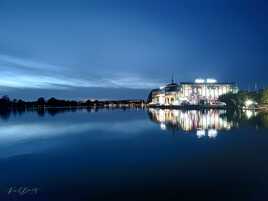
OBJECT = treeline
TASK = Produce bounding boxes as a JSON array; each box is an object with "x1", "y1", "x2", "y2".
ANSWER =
[
  {"x1": 0, "y1": 96, "x2": 145, "y2": 109},
  {"x1": 219, "y1": 88, "x2": 268, "y2": 109}
]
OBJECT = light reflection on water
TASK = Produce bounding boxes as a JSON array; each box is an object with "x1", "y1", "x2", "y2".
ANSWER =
[
  {"x1": 244, "y1": 109, "x2": 258, "y2": 119},
  {"x1": 148, "y1": 109, "x2": 233, "y2": 138},
  {"x1": 147, "y1": 108, "x2": 262, "y2": 138}
]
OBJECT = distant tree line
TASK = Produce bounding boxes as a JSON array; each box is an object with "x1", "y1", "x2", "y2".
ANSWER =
[{"x1": 0, "y1": 96, "x2": 145, "y2": 109}]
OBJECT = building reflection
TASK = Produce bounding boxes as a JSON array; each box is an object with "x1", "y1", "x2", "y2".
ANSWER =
[{"x1": 148, "y1": 109, "x2": 234, "y2": 138}]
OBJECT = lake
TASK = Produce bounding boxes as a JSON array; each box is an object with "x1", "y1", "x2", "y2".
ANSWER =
[{"x1": 0, "y1": 108, "x2": 267, "y2": 201}]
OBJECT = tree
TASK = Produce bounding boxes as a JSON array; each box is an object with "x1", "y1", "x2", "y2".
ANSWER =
[
  {"x1": 37, "y1": 97, "x2": 46, "y2": 106},
  {"x1": 47, "y1": 97, "x2": 58, "y2": 106},
  {"x1": 0, "y1": 95, "x2": 11, "y2": 108},
  {"x1": 260, "y1": 89, "x2": 268, "y2": 105},
  {"x1": 2, "y1": 95, "x2": 10, "y2": 101},
  {"x1": 219, "y1": 91, "x2": 250, "y2": 108}
]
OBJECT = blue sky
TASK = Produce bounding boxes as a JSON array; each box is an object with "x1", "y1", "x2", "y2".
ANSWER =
[{"x1": 0, "y1": 0, "x2": 267, "y2": 100}]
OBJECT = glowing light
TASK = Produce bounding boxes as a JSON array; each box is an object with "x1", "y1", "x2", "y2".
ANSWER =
[
  {"x1": 245, "y1": 99, "x2": 254, "y2": 107},
  {"x1": 160, "y1": 123, "x2": 166, "y2": 130},
  {"x1": 195, "y1": 78, "x2": 205, "y2": 83},
  {"x1": 159, "y1": 95, "x2": 165, "y2": 105},
  {"x1": 244, "y1": 110, "x2": 258, "y2": 119},
  {"x1": 196, "y1": 130, "x2": 206, "y2": 138},
  {"x1": 208, "y1": 129, "x2": 217, "y2": 138},
  {"x1": 245, "y1": 110, "x2": 253, "y2": 119},
  {"x1": 206, "y1": 78, "x2": 217, "y2": 83}
]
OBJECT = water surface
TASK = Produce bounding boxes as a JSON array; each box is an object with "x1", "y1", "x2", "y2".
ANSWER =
[{"x1": 0, "y1": 108, "x2": 267, "y2": 201}]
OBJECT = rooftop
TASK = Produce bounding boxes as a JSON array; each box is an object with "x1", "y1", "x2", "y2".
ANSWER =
[{"x1": 180, "y1": 82, "x2": 236, "y2": 85}]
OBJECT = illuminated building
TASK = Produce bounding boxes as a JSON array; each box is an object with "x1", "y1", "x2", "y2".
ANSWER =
[{"x1": 149, "y1": 78, "x2": 238, "y2": 106}]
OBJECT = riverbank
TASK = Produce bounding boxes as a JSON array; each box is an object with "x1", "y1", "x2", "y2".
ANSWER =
[{"x1": 0, "y1": 96, "x2": 146, "y2": 109}]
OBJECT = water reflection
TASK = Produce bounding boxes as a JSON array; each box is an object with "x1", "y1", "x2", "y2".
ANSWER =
[
  {"x1": 148, "y1": 109, "x2": 235, "y2": 138},
  {"x1": 148, "y1": 108, "x2": 268, "y2": 137},
  {"x1": 0, "y1": 107, "x2": 139, "y2": 120},
  {"x1": 0, "y1": 108, "x2": 268, "y2": 201},
  {"x1": 0, "y1": 109, "x2": 151, "y2": 158},
  {"x1": 244, "y1": 109, "x2": 258, "y2": 119}
]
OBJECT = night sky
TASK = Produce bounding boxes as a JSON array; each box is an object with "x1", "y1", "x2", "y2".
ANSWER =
[{"x1": 0, "y1": 0, "x2": 267, "y2": 100}]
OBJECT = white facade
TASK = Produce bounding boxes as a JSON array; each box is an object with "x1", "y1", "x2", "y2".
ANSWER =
[{"x1": 150, "y1": 79, "x2": 238, "y2": 106}]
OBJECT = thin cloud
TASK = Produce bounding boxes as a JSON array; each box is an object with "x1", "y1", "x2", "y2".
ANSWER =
[
  {"x1": 0, "y1": 54, "x2": 62, "y2": 71},
  {"x1": 0, "y1": 54, "x2": 161, "y2": 90}
]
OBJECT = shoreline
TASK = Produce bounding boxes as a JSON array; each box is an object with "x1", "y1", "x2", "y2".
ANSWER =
[
  {"x1": 0, "y1": 104, "x2": 267, "y2": 112},
  {"x1": 0, "y1": 95, "x2": 267, "y2": 112},
  {"x1": 147, "y1": 104, "x2": 227, "y2": 110},
  {"x1": 147, "y1": 104, "x2": 268, "y2": 112}
]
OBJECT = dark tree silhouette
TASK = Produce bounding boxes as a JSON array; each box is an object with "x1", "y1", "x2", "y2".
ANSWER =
[{"x1": 37, "y1": 97, "x2": 46, "y2": 106}]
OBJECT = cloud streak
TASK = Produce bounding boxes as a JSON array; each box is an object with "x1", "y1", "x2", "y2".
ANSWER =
[
  {"x1": 0, "y1": 54, "x2": 62, "y2": 71},
  {"x1": 0, "y1": 54, "x2": 161, "y2": 90}
]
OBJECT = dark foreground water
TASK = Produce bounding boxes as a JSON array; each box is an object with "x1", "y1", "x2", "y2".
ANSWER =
[{"x1": 0, "y1": 108, "x2": 268, "y2": 201}]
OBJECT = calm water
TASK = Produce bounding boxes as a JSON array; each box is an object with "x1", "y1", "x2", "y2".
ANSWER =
[{"x1": 0, "y1": 108, "x2": 268, "y2": 201}]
